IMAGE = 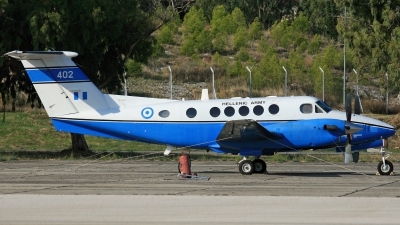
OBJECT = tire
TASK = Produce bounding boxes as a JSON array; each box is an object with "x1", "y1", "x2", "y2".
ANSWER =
[
  {"x1": 377, "y1": 160, "x2": 394, "y2": 175},
  {"x1": 238, "y1": 160, "x2": 254, "y2": 175},
  {"x1": 252, "y1": 159, "x2": 267, "y2": 173}
]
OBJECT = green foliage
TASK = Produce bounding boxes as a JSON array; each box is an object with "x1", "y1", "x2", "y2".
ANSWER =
[
  {"x1": 191, "y1": 54, "x2": 201, "y2": 63},
  {"x1": 336, "y1": 0, "x2": 400, "y2": 93},
  {"x1": 181, "y1": 7, "x2": 208, "y2": 55},
  {"x1": 258, "y1": 36, "x2": 269, "y2": 53},
  {"x1": 213, "y1": 35, "x2": 228, "y2": 53},
  {"x1": 212, "y1": 52, "x2": 229, "y2": 67},
  {"x1": 157, "y1": 16, "x2": 181, "y2": 44},
  {"x1": 227, "y1": 61, "x2": 246, "y2": 77},
  {"x1": 270, "y1": 14, "x2": 313, "y2": 51},
  {"x1": 307, "y1": 34, "x2": 322, "y2": 54},
  {"x1": 233, "y1": 27, "x2": 248, "y2": 50},
  {"x1": 299, "y1": 0, "x2": 339, "y2": 39},
  {"x1": 195, "y1": 29, "x2": 213, "y2": 53},
  {"x1": 196, "y1": 0, "x2": 298, "y2": 29},
  {"x1": 180, "y1": 37, "x2": 196, "y2": 56},
  {"x1": 253, "y1": 46, "x2": 282, "y2": 89},
  {"x1": 234, "y1": 48, "x2": 250, "y2": 62},
  {"x1": 287, "y1": 50, "x2": 309, "y2": 91},
  {"x1": 126, "y1": 59, "x2": 142, "y2": 78},
  {"x1": 157, "y1": 26, "x2": 175, "y2": 44},
  {"x1": 151, "y1": 39, "x2": 165, "y2": 58},
  {"x1": 309, "y1": 48, "x2": 338, "y2": 98},
  {"x1": 249, "y1": 17, "x2": 263, "y2": 41},
  {"x1": 182, "y1": 7, "x2": 207, "y2": 36},
  {"x1": 291, "y1": 13, "x2": 310, "y2": 33},
  {"x1": 270, "y1": 20, "x2": 288, "y2": 46},
  {"x1": 231, "y1": 7, "x2": 247, "y2": 29},
  {"x1": 210, "y1": 5, "x2": 236, "y2": 36}
]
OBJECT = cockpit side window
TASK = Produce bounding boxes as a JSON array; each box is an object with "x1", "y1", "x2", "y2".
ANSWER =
[
  {"x1": 315, "y1": 100, "x2": 332, "y2": 113},
  {"x1": 315, "y1": 105, "x2": 324, "y2": 113},
  {"x1": 300, "y1": 104, "x2": 312, "y2": 114}
]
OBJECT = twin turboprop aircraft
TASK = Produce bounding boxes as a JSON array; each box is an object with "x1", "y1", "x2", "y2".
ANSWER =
[{"x1": 4, "y1": 50, "x2": 396, "y2": 175}]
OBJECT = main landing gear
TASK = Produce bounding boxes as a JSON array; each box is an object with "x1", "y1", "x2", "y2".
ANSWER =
[{"x1": 238, "y1": 157, "x2": 267, "y2": 175}]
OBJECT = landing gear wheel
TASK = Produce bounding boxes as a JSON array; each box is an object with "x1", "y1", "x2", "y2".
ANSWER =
[
  {"x1": 377, "y1": 160, "x2": 394, "y2": 175},
  {"x1": 252, "y1": 159, "x2": 267, "y2": 173},
  {"x1": 238, "y1": 160, "x2": 254, "y2": 175}
]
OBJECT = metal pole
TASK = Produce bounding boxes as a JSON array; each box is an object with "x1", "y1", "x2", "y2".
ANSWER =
[
  {"x1": 282, "y1": 66, "x2": 287, "y2": 96},
  {"x1": 353, "y1": 68, "x2": 358, "y2": 95},
  {"x1": 246, "y1": 66, "x2": 252, "y2": 98},
  {"x1": 319, "y1": 67, "x2": 324, "y2": 101},
  {"x1": 210, "y1": 67, "x2": 217, "y2": 99},
  {"x1": 123, "y1": 69, "x2": 127, "y2": 96},
  {"x1": 386, "y1": 72, "x2": 389, "y2": 114},
  {"x1": 343, "y1": 7, "x2": 347, "y2": 109},
  {"x1": 168, "y1": 66, "x2": 172, "y2": 100}
]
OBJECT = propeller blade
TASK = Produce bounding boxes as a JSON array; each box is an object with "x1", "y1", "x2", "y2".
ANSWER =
[
  {"x1": 355, "y1": 95, "x2": 361, "y2": 115},
  {"x1": 345, "y1": 94, "x2": 352, "y2": 122}
]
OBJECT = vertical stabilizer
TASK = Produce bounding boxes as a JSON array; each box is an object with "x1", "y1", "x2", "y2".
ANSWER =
[{"x1": 4, "y1": 51, "x2": 110, "y2": 117}]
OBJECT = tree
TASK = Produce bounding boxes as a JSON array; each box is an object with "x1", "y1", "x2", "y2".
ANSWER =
[
  {"x1": 299, "y1": 0, "x2": 339, "y2": 39},
  {"x1": 1, "y1": 0, "x2": 191, "y2": 152},
  {"x1": 231, "y1": 7, "x2": 247, "y2": 29},
  {"x1": 249, "y1": 17, "x2": 263, "y2": 41},
  {"x1": 195, "y1": 29, "x2": 213, "y2": 53},
  {"x1": 210, "y1": 5, "x2": 236, "y2": 36},
  {"x1": 181, "y1": 7, "x2": 207, "y2": 55},
  {"x1": 253, "y1": 46, "x2": 282, "y2": 89},
  {"x1": 233, "y1": 27, "x2": 248, "y2": 50}
]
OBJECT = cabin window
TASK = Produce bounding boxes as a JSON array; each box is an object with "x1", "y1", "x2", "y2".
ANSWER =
[
  {"x1": 224, "y1": 106, "x2": 235, "y2": 117},
  {"x1": 315, "y1": 105, "x2": 324, "y2": 113},
  {"x1": 159, "y1": 110, "x2": 170, "y2": 118},
  {"x1": 253, "y1": 105, "x2": 264, "y2": 116},
  {"x1": 186, "y1": 108, "x2": 197, "y2": 118},
  {"x1": 239, "y1": 106, "x2": 249, "y2": 116},
  {"x1": 269, "y1": 104, "x2": 279, "y2": 115},
  {"x1": 210, "y1": 107, "x2": 220, "y2": 117},
  {"x1": 300, "y1": 104, "x2": 312, "y2": 114}
]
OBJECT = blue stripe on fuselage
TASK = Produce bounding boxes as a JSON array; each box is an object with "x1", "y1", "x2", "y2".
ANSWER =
[
  {"x1": 26, "y1": 67, "x2": 89, "y2": 83},
  {"x1": 51, "y1": 119, "x2": 225, "y2": 148},
  {"x1": 50, "y1": 118, "x2": 395, "y2": 152}
]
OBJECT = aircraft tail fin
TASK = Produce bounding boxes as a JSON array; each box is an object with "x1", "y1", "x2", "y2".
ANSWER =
[{"x1": 4, "y1": 50, "x2": 109, "y2": 117}]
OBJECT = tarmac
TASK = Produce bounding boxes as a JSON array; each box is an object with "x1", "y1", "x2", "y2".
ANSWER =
[{"x1": 1, "y1": 160, "x2": 400, "y2": 224}]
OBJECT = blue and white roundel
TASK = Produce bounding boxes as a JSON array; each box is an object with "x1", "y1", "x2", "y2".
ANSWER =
[{"x1": 141, "y1": 107, "x2": 154, "y2": 119}]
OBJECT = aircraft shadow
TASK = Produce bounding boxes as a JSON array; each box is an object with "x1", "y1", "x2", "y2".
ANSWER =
[{"x1": 198, "y1": 171, "x2": 368, "y2": 178}]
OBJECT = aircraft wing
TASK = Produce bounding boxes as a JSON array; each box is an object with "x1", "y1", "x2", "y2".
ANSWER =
[{"x1": 216, "y1": 119, "x2": 283, "y2": 142}]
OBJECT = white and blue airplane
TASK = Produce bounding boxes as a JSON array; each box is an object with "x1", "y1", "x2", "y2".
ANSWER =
[{"x1": 4, "y1": 50, "x2": 396, "y2": 175}]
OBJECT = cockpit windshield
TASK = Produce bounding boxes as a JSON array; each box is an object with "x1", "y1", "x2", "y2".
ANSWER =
[{"x1": 315, "y1": 100, "x2": 332, "y2": 113}]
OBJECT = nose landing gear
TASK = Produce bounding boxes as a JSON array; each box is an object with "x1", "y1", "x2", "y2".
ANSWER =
[{"x1": 377, "y1": 139, "x2": 394, "y2": 176}]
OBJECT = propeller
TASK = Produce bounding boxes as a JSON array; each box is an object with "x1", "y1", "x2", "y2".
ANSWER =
[
  {"x1": 354, "y1": 95, "x2": 361, "y2": 115},
  {"x1": 344, "y1": 94, "x2": 353, "y2": 164}
]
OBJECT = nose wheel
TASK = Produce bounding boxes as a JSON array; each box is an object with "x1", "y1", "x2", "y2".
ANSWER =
[
  {"x1": 377, "y1": 139, "x2": 394, "y2": 175},
  {"x1": 378, "y1": 160, "x2": 393, "y2": 175}
]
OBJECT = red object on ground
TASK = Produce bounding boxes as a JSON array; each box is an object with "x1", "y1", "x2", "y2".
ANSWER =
[{"x1": 179, "y1": 154, "x2": 191, "y2": 175}]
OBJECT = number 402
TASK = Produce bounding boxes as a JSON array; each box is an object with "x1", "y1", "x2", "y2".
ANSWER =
[{"x1": 57, "y1": 71, "x2": 73, "y2": 79}]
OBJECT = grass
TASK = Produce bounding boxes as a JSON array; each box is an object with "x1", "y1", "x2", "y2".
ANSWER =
[
  {"x1": 1, "y1": 110, "x2": 400, "y2": 163},
  {"x1": 0, "y1": 110, "x2": 165, "y2": 152}
]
